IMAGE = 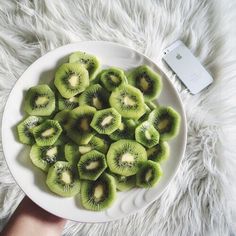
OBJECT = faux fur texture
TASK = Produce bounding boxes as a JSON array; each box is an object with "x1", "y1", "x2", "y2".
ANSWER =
[{"x1": 0, "y1": 0, "x2": 236, "y2": 235}]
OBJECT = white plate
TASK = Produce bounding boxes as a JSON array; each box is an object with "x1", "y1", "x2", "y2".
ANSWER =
[{"x1": 1, "y1": 41, "x2": 187, "y2": 223}]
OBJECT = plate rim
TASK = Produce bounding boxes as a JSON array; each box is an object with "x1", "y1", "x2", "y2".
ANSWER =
[{"x1": 1, "y1": 40, "x2": 187, "y2": 223}]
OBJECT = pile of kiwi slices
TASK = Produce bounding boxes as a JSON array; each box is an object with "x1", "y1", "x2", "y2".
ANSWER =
[{"x1": 16, "y1": 51, "x2": 181, "y2": 211}]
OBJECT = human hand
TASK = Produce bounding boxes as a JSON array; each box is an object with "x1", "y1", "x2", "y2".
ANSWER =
[{"x1": 1, "y1": 196, "x2": 66, "y2": 236}]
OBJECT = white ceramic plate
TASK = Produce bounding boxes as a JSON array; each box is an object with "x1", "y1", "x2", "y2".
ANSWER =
[{"x1": 1, "y1": 41, "x2": 187, "y2": 223}]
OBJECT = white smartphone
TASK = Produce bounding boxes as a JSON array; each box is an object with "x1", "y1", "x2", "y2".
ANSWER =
[{"x1": 162, "y1": 40, "x2": 213, "y2": 94}]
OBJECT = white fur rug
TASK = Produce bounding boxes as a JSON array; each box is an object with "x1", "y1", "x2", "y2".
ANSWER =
[{"x1": 0, "y1": 1, "x2": 236, "y2": 235}]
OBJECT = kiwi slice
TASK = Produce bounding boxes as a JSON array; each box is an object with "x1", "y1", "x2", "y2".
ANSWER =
[
  {"x1": 96, "y1": 134, "x2": 112, "y2": 154},
  {"x1": 127, "y1": 65, "x2": 162, "y2": 101},
  {"x1": 135, "y1": 121, "x2": 160, "y2": 148},
  {"x1": 89, "y1": 70, "x2": 103, "y2": 85},
  {"x1": 69, "y1": 51, "x2": 100, "y2": 80},
  {"x1": 100, "y1": 67, "x2": 128, "y2": 91},
  {"x1": 57, "y1": 93, "x2": 80, "y2": 110},
  {"x1": 54, "y1": 63, "x2": 89, "y2": 98},
  {"x1": 54, "y1": 134, "x2": 71, "y2": 146},
  {"x1": 32, "y1": 120, "x2": 62, "y2": 146},
  {"x1": 78, "y1": 84, "x2": 109, "y2": 110},
  {"x1": 64, "y1": 143, "x2": 80, "y2": 164},
  {"x1": 139, "y1": 104, "x2": 151, "y2": 122},
  {"x1": 108, "y1": 172, "x2": 136, "y2": 191},
  {"x1": 146, "y1": 101, "x2": 158, "y2": 110},
  {"x1": 145, "y1": 103, "x2": 152, "y2": 113},
  {"x1": 30, "y1": 144, "x2": 61, "y2": 172},
  {"x1": 17, "y1": 116, "x2": 43, "y2": 145},
  {"x1": 80, "y1": 173, "x2": 116, "y2": 211},
  {"x1": 109, "y1": 84, "x2": 145, "y2": 119},
  {"x1": 107, "y1": 139, "x2": 147, "y2": 176},
  {"x1": 46, "y1": 161, "x2": 80, "y2": 197},
  {"x1": 90, "y1": 108, "x2": 121, "y2": 135},
  {"x1": 147, "y1": 141, "x2": 170, "y2": 162},
  {"x1": 53, "y1": 110, "x2": 72, "y2": 130},
  {"x1": 148, "y1": 106, "x2": 181, "y2": 141},
  {"x1": 136, "y1": 161, "x2": 162, "y2": 188},
  {"x1": 66, "y1": 105, "x2": 96, "y2": 145},
  {"x1": 24, "y1": 84, "x2": 55, "y2": 116},
  {"x1": 109, "y1": 119, "x2": 136, "y2": 141},
  {"x1": 53, "y1": 111, "x2": 72, "y2": 145},
  {"x1": 78, "y1": 136, "x2": 107, "y2": 155},
  {"x1": 64, "y1": 136, "x2": 106, "y2": 163},
  {"x1": 77, "y1": 150, "x2": 107, "y2": 180}
]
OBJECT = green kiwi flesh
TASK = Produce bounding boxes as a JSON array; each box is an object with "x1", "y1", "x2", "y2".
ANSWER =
[
  {"x1": 127, "y1": 65, "x2": 162, "y2": 101},
  {"x1": 108, "y1": 172, "x2": 136, "y2": 191},
  {"x1": 136, "y1": 160, "x2": 162, "y2": 188},
  {"x1": 96, "y1": 135, "x2": 112, "y2": 154},
  {"x1": 80, "y1": 173, "x2": 116, "y2": 211},
  {"x1": 138, "y1": 104, "x2": 151, "y2": 122},
  {"x1": 89, "y1": 70, "x2": 103, "y2": 85},
  {"x1": 57, "y1": 93, "x2": 80, "y2": 110},
  {"x1": 146, "y1": 101, "x2": 158, "y2": 110},
  {"x1": 66, "y1": 105, "x2": 96, "y2": 145},
  {"x1": 107, "y1": 139, "x2": 147, "y2": 176},
  {"x1": 148, "y1": 106, "x2": 181, "y2": 141},
  {"x1": 78, "y1": 84, "x2": 109, "y2": 110},
  {"x1": 77, "y1": 150, "x2": 107, "y2": 180},
  {"x1": 78, "y1": 136, "x2": 107, "y2": 155},
  {"x1": 53, "y1": 110, "x2": 72, "y2": 130},
  {"x1": 109, "y1": 84, "x2": 145, "y2": 119},
  {"x1": 147, "y1": 140, "x2": 170, "y2": 162},
  {"x1": 135, "y1": 121, "x2": 160, "y2": 148},
  {"x1": 69, "y1": 51, "x2": 100, "y2": 80},
  {"x1": 54, "y1": 134, "x2": 71, "y2": 146},
  {"x1": 109, "y1": 119, "x2": 136, "y2": 141},
  {"x1": 46, "y1": 161, "x2": 80, "y2": 197},
  {"x1": 100, "y1": 67, "x2": 128, "y2": 91},
  {"x1": 30, "y1": 144, "x2": 61, "y2": 172},
  {"x1": 32, "y1": 120, "x2": 62, "y2": 146},
  {"x1": 90, "y1": 108, "x2": 121, "y2": 135},
  {"x1": 64, "y1": 136, "x2": 107, "y2": 163},
  {"x1": 53, "y1": 111, "x2": 72, "y2": 146},
  {"x1": 24, "y1": 84, "x2": 55, "y2": 116},
  {"x1": 17, "y1": 116, "x2": 43, "y2": 145},
  {"x1": 64, "y1": 143, "x2": 80, "y2": 164},
  {"x1": 54, "y1": 63, "x2": 89, "y2": 98}
]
